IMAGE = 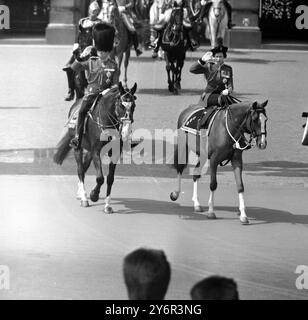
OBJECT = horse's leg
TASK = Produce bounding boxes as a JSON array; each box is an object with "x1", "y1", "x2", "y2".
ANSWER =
[
  {"x1": 175, "y1": 56, "x2": 184, "y2": 91},
  {"x1": 118, "y1": 53, "x2": 123, "y2": 85},
  {"x1": 165, "y1": 54, "x2": 173, "y2": 92},
  {"x1": 104, "y1": 142, "x2": 122, "y2": 213},
  {"x1": 207, "y1": 156, "x2": 218, "y2": 219},
  {"x1": 123, "y1": 49, "x2": 130, "y2": 89},
  {"x1": 89, "y1": 146, "x2": 104, "y2": 203},
  {"x1": 170, "y1": 173, "x2": 182, "y2": 201},
  {"x1": 74, "y1": 149, "x2": 89, "y2": 207},
  {"x1": 231, "y1": 150, "x2": 249, "y2": 225}
]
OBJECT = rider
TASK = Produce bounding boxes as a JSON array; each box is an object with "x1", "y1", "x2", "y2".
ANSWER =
[
  {"x1": 200, "y1": 0, "x2": 234, "y2": 29},
  {"x1": 189, "y1": 41, "x2": 233, "y2": 113},
  {"x1": 151, "y1": 0, "x2": 198, "y2": 59},
  {"x1": 63, "y1": 1, "x2": 102, "y2": 101},
  {"x1": 70, "y1": 22, "x2": 119, "y2": 150},
  {"x1": 115, "y1": 0, "x2": 143, "y2": 56}
]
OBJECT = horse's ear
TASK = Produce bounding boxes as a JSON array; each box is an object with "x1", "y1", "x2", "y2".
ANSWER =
[
  {"x1": 131, "y1": 82, "x2": 137, "y2": 95},
  {"x1": 261, "y1": 100, "x2": 268, "y2": 108},
  {"x1": 252, "y1": 101, "x2": 258, "y2": 109},
  {"x1": 118, "y1": 81, "x2": 125, "y2": 94}
]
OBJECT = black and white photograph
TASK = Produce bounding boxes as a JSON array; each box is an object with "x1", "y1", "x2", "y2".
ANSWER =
[{"x1": 0, "y1": 0, "x2": 308, "y2": 303}]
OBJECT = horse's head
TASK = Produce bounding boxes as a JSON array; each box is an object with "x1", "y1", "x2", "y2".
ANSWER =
[
  {"x1": 246, "y1": 100, "x2": 268, "y2": 150},
  {"x1": 211, "y1": 0, "x2": 225, "y2": 18},
  {"x1": 116, "y1": 82, "x2": 137, "y2": 141}
]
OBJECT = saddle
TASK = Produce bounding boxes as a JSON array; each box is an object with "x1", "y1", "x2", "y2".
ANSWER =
[{"x1": 181, "y1": 104, "x2": 219, "y2": 136}]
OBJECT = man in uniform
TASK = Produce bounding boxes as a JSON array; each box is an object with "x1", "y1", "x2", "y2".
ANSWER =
[
  {"x1": 189, "y1": 42, "x2": 233, "y2": 110},
  {"x1": 62, "y1": 1, "x2": 102, "y2": 101},
  {"x1": 151, "y1": 0, "x2": 198, "y2": 58},
  {"x1": 115, "y1": 0, "x2": 143, "y2": 56},
  {"x1": 69, "y1": 22, "x2": 119, "y2": 150}
]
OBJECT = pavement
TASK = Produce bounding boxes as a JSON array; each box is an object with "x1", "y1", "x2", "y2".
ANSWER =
[{"x1": 0, "y1": 43, "x2": 308, "y2": 300}]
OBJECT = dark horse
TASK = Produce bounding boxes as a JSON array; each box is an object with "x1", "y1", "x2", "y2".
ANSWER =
[
  {"x1": 53, "y1": 82, "x2": 137, "y2": 213},
  {"x1": 161, "y1": 5, "x2": 189, "y2": 94},
  {"x1": 170, "y1": 100, "x2": 268, "y2": 224}
]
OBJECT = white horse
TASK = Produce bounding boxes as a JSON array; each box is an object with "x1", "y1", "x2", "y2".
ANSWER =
[
  {"x1": 203, "y1": 0, "x2": 228, "y2": 48},
  {"x1": 149, "y1": 0, "x2": 170, "y2": 59}
]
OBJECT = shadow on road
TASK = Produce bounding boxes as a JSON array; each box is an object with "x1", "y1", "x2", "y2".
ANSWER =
[{"x1": 104, "y1": 198, "x2": 307, "y2": 225}]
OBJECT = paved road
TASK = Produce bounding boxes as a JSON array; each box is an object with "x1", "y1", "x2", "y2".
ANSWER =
[{"x1": 0, "y1": 45, "x2": 308, "y2": 300}]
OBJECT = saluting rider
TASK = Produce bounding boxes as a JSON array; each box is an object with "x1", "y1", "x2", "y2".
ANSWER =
[
  {"x1": 63, "y1": 1, "x2": 102, "y2": 101},
  {"x1": 69, "y1": 22, "x2": 119, "y2": 150}
]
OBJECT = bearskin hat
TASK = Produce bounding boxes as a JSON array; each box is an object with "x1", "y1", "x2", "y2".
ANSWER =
[{"x1": 92, "y1": 22, "x2": 115, "y2": 52}]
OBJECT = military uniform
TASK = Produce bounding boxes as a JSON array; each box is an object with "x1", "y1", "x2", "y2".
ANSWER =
[
  {"x1": 70, "y1": 22, "x2": 119, "y2": 150},
  {"x1": 115, "y1": 0, "x2": 143, "y2": 55},
  {"x1": 190, "y1": 59, "x2": 233, "y2": 107},
  {"x1": 63, "y1": 1, "x2": 102, "y2": 101}
]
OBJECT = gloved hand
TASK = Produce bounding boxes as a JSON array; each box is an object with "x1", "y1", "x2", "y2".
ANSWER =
[
  {"x1": 80, "y1": 46, "x2": 93, "y2": 58},
  {"x1": 72, "y1": 43, "x2": 79, "y2": 54},
  {"x1": 222, "y1": 89, "x2": 229, "y2": 96},
  {"x1": 201, "y1": 51, "x2": 213, "y2": 62}
]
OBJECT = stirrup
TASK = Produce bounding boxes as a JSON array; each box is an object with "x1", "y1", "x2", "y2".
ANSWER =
[{"x1": 69, "y1": 137, "x2": 80, "y2": 150}]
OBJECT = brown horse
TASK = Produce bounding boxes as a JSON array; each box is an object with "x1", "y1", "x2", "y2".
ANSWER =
[
  {"x1": 53, "y1": 82, "x2": 137, "y2": 213},
  {"x1": 170, "y1": 100, "x2": 268, "y2": 224}
]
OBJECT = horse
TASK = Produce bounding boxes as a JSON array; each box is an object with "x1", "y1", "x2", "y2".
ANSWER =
[
  {"x1": 53, "y1": 82, "x2": 137, "y2": 213},
  {"x1": 161, "y1": 5, "x2": 189, "y2": 94},
  {"x1": 201, "y1": 0, "x2": 228, "y2": 48},
  {"x1": 170, "y1": 99, "x2": 268, "y2": 224}
]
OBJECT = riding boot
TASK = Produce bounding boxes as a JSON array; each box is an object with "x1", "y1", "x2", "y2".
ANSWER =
[
  {"x1": 132, "y1": 32, "x2": 143, "y2": 56},
  {"x1": 70, "y1": 113, "x2": 85, "y2": 150},
  {"x1": 64, "y1": 68, "x2": 75, "y2": 101},
  {"x1": 62, "y1": 55, "x2": 75, "y2": 71}
]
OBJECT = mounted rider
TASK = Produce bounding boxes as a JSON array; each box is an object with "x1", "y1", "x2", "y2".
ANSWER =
[
  {"x1": 189, "y1": 42, "x2": 234, "y2": 128},
  {"x1": 151, "y1": 0, "x2": 198, "y2": 58},
  {"x1": 63, "y1": 1, "x2": 102, "y2": 101},
  {"x1": 200, "y1": 0, "x2": 234, "y2": 29},
  {"x1": 115, "y1": 0, "x2": 143, "y2": 56},
  {"x1": 70, "y1": 22, "x2": 119, "y2": 150}
]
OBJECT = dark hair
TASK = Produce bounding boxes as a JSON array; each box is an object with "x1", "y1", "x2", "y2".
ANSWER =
[
  {"x1": 123, "y1": 248, "x2": 171, "y2": 300},
  {"x1": 190, "y1": 276, "x2": 239, "y2": 300}
]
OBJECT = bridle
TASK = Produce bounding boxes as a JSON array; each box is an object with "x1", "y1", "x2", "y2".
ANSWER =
[
  {"x1": 88, "y1": 90, "x2": 134, "y2": 135},
  {"x1": 225, "y1": 105, "x2": 268, "y2": 151}
]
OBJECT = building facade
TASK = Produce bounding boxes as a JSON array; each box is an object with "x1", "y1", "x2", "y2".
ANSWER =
[{"x1": 1, "y1": 0, "x2": 307, "y2": 46}]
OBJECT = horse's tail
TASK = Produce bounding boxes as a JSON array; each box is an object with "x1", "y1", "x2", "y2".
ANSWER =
[
  {"x1": 53, "y1": 127, "x2": 73, "y2": 165},
  {"x1": 172, "y1": 133, "x2": 188, "y2": 174}
]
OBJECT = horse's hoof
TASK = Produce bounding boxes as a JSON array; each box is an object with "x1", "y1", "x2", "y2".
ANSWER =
[
  {"x1": 170, "y1": 191, "x2": 179, "y2": 202},
  {"x1": 168, "y1": 84, "x2": 174, "y2": 92},
  {"x1": 90, "y1": 191, "x2": 99, "y2": 203},
  {"x1": 194, "y1": 206, "x2": 204, "y2": 213},
  {"x1": 81, "y1": 200, "x2": 89, "y2": 207},
  {"x1": 104, "y1": 206, "x2": 114, "y2": 214},
  {"x1": 240, "y1": 216, "x2": 249, "y2": 225},
  {"x1": 207, "y1": 212, "x2": 216, "y2": 219}
]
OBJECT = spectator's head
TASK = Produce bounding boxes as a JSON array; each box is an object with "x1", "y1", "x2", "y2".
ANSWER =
[
  {"x1": 123, "y1": 248, "x2": 171, "y2": 300},
  {"x1": 190, "y1": 275, "x2": 239, "y2": 300}
]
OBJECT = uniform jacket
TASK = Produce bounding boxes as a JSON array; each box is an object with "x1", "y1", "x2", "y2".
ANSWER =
[
  {"x1": 71, "y1": 52, "x2": 119, "y2": 95},
  {"x1": 190, "y1": 59, "x2": 233, "y2": 103}
]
